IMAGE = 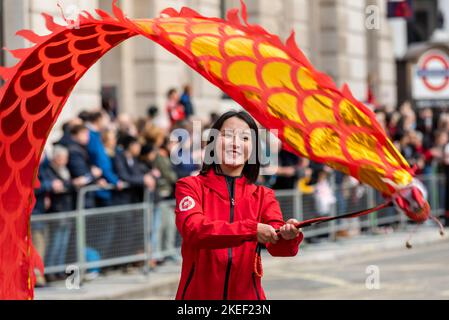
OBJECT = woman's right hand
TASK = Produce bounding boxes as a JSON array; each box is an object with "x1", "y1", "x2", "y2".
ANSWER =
[{"x1": 257, "y1": 223, "x2": 279, "y2": 244}]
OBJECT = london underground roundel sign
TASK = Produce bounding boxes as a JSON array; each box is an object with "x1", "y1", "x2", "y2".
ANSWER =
[{"x1": 413, "y1": 49, "x2": 449, "y2": 101}]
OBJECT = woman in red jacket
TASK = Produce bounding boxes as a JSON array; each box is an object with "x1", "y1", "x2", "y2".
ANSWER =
[{"x1": 174, "y1": 111, "x2": 304, "y2": 300}]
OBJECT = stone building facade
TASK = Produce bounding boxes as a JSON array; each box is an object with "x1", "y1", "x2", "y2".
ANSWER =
[{"x1": 1, "y1": 0, "x2": 397, "y2": 132}]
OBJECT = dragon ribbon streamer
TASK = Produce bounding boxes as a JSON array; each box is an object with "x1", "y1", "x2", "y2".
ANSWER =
[{"x1": 0, "y1": 1, "x2": 432, "y2": 299}]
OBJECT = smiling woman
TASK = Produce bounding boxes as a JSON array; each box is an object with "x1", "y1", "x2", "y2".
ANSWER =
[{"x1": 174, "y1": 111, "x2": 303, "y2": 300}]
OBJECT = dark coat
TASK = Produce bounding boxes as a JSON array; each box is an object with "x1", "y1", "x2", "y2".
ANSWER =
[
  {"x1": 44, "y1": 164, "x2": 75, "y2": 213},
  {"x1": 33, "y1": 160, "x2": 52, "y2": 215},
  {"x1": 67, "y1": 141, "x2": 95, "y2": 182},
  {"x1": 113, "y1": 151, "x2": 146, "y2": 203},
  {"x1": 32, "y1": 159, "x2": 53, "y2": 231},
  {"x1": 67, "y1": 141, "x2": 96, "y2": 208}
]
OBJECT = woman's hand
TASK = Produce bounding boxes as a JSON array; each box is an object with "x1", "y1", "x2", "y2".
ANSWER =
[
  {"x1": 279, "y1": 219, "x2": 301, "y2": 240},
  {"x1": 257, "y1": 223, "x2": 279, "y2": 244}
]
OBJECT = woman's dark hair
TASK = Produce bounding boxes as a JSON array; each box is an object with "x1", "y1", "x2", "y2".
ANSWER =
[
  {"x1": 70, "y1": 124, "x2": 88, "y2": 136},
  {"x1": 88, "y1": 111, "x2": 103, "y2": 124},
  {"x1": 147, "y1": 105, "x2": 159, "y2": 118},
  {"x1": 200, "y1": 111, "x2": 261, "y2": 184},
  {"x1": 78, "y1": 110, "x2": 91, "y2": 123},
  {"x1": 120, "y1": 135, "x2": 139, "y2": 151},
  {"x1": 140, "y1": 142, "x2": 155, "y2": 157},
  {"x1": 62, "y1": 121, "x2": 71, "y2": 133}
]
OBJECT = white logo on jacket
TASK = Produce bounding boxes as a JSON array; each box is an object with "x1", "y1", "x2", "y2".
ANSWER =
[{"x1": 179, "y1": 196, "x2": 195, "y2": 212}]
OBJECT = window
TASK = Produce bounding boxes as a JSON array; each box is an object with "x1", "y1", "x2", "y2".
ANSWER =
[{"x1": 407, "y1": 0, "x2": 439, "y2": 44}]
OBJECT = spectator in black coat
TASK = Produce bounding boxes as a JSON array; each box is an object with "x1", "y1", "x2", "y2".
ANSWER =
[
  {"x1": 31, "y1": 155, "x2": 52, "y2": 287},
  {"x1": 67, "y1": 124, "x2": 106, "y2": 208},
  {"x1": 272, "y1": 149, "x2": 302, "y2": 190},
  {"x1": 56, "y1": 118, "x2": 83, "y2": 148},
  {"x1": 45, "y1": 145, "x2": 75, "y2": 212},
  {"x1": 417, "y1": 108, "x2": 437, "y2": 149},
  {"x1": 113, "y1": 136, "x2": 157, "y2": 257},
  {"x1": 114, "y1": 135, "x2": 156, "y2": 203},
  {"x1": 44, "y1": 146, "x2": 76, "y2": 272}
]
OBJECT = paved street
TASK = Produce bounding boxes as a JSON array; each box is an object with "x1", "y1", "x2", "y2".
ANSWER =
[
  {"x1": 34, "y1": 228, "x2": 449, "y2": 300},
  {"x1": 141, "y1": 240, "x2": 449, "y2": 300},
  {"x1": 263, "y1": 241, "x2": 449, "y2": 300}
]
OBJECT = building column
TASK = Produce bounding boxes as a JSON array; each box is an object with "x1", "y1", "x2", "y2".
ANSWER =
[
  {"x1": 367, "y1": 0, "x2": 397, "y2": 108},
  {"x1": 185, "y1": 0, "x2": 223, "y2": 118},
  {"x1": 117, "y1": 0, "x2": 137, "y2": 116},
  {"x1": 3, "y1": 0, "x2": 29, "y2": 68},
  {"x1": 243, "y1": 0, "x2": 311, "y2": 54},
  {"x1": 318, "y1": 0, "x2": 369, "y2": 102},
  {"x1": 308, "y1": 0, "x2": 322, "y2": 67}
]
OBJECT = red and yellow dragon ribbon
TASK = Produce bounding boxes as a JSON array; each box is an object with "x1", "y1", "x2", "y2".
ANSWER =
[{"x1": 0, "y1": 1, "x2": 426, "y2": 299}]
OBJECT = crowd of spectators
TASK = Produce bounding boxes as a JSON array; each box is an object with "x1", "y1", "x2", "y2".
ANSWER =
[
  {"x1": 31, "y1": 83, "x2": 449, "y2": 286},
  {"x1": 32, "y1": 85, "x2": 197, "y2": 286}
]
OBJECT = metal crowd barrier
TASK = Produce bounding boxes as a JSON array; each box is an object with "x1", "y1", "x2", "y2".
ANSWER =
[
  {"x1": 31, "y1": 184, "x2": 156, "y2": 281},
  {"x1": 275, "y1": 174, "x2": 446, "y2": 240},
  {"x1": 30, "y1": 174, "x2": 446, "y2": 282}
]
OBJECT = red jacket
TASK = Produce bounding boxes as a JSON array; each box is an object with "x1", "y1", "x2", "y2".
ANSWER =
[{"x1": 174, "y1": 169, "x2": 304, "y2": 300}]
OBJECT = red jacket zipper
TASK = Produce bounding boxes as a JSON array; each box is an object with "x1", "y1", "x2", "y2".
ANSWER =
[{"x1": 222, "y1": 177, "x2": 235, "y2": 300}]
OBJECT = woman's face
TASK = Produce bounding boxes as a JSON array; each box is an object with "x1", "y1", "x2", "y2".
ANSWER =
[
  {"x1": 216, "y1": 117, "x2": 253, "y2": 168},
  {"x1": 129, "y1": 142, "x2": 142, "y2": 157},
  {"x1": 103, "y1": 131, "x2": 117, "y2": 149}
]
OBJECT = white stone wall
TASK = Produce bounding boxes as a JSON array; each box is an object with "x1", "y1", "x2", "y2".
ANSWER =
[
  {"x1": 102, "y1": 0, "x2": 224, "y2": 119},
  {"x1": 2, "y1": 0, "x2": 398, "y2": 129},
  {"x1": 370, "y1": 0, "x2": 397, "y2": 108},
  {"x1": 3, "y1": 0, "x2": 30, "y2": 68},
  {"x1": 319, "y1": 0, "x2": 369, "y2": 101},
  {"x1": 316, "y1": 0, "x2": 396, "y2": 107},
  {"x1": 3, "y1": 0, "x2": 101, "y2": 144},
  {"x1": 133, "y1": 0, "x2": 189, "y2": 118}
]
